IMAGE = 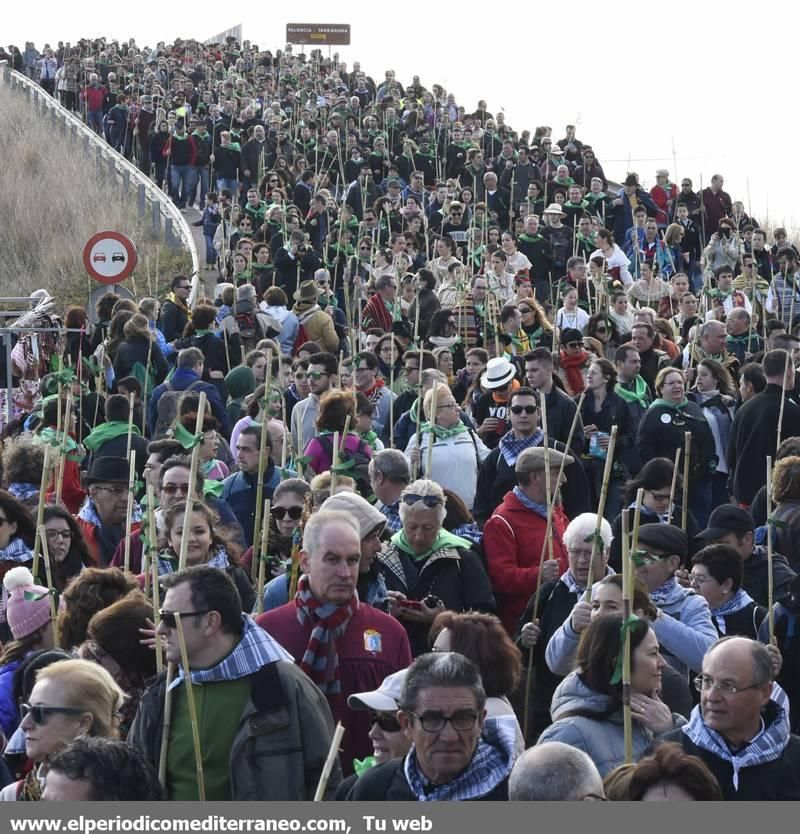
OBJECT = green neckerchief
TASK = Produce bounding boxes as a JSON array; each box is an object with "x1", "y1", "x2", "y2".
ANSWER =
[
  {"x1": 225, "y1": 141, "x2": 241, "y2": 152},
  {"x1": 83, "y1": 420, "x2": 140, "y2": 452},
  {"x1": 391, "y1": 528, "x2": 473, "y2": 562},
  {"x1": 518, "y1": 233, "x2": 543, "y2": 243},
  {"x1": 193, "y1": 328, "x2": 213, "y2": 337},
  {"x1": 651, "y1": 397, "x2": 689, "y2": 411},
  {"x1": 553, "y1": 176, "x2": 575, "y2": 187},
  {"x1": 565, "y1": 199, "x2": 589, "y2": 210},
  {"x1": 615, "y1": 376, "x2": 650, "y2": 407},
  {"x1": 204, "y1": 479, "x2": 224, "y2": 498},
  {"x1": 384, "y1": 297, "x2": 401, "y2": 322},
  {"x1": 319, "y1": 292, "x2": 339, "y2": 309},
  {"x1": 576, "y1": 231, "x2": 596, "y2": 246},
  {"x1": 359, "y1": 429, "x2": 379, "y2": 449},
  {"x1": 34, "y1": 427, "x2": 83, "y2": 462},
  {"x1": 727, "y1": 332, "x2": 757, "y2": 347},
  {"x1": 420, "y1": 421, "x2": 469, "y2": 441},
  {"x1": 585, "y1": 191, "x2": 607, "y2": 203}
]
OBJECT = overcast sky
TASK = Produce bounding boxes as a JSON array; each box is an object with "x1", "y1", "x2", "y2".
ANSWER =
[{"x1": 7, "y1": 2, "x2": 798, "y2": 231}]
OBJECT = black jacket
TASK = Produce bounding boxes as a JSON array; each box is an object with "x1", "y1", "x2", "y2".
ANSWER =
[
  {"x1": 743, "y1": 546, "x2": 796, "y2": 609},
  {"x1": 345, "y1": 757, "x2": 508, "y2": 801},
  {"x1": 653, "y1": 712, "x2": 800, "y2": 801},
  {"x1": 578, "y1": 389, "x2": 638, "y2": 475},
  {"x1": 727, "y1": 385, "x2": 800, "y2": 505},
  {"x1": 473, "y1": 438, "x2": 591, "y2": 525},
  {"x1": 542, "y1": 385, "x2": 586, "y2": 457},
  {"x1": 610, "y1": 507, "x2": 700, "y2": 572},
  {"x1": 112, "y1": 338, "x2": 169, "y2": 385},
  {"x1": 159, "y1": 300, "x2": 190, "y2": 343}
]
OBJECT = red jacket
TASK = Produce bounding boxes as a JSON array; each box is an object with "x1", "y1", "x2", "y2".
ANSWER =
[
  {"x1": 650, "y1": 183, "x2": 677, "y2": 227},
  {"x1": 482, "y1": 491, "x2": 569, "y2": 634},
  {"x1": 256, "y1": 601, "x2": 411, "y2": 774}
]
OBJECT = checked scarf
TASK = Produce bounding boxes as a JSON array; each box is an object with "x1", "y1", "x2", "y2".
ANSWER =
[
  {"x1": 650, "y1": 577, "x2": 680, "y2": 607},
  {"x1": 295, "y1": 574, "x2": 358, "y2": 694},
  {"x1": 682, "y1": 683, "x2": 790, "y2": 791},
  {"x1": 157, "y1": 546, "x2": 231, "y2": 576},
  {"x1": 7, "y1": 483, "x2": 39, "y2": 503},
  {"x1": 710, "y1": 588, "x2": 756, "y2": 635},
  {"x1": 513, "y1": 486, "x2": 548, "y2": 519},
  {"x1": 0, "y1": 538, "x2": 36, "y2": 625},
  {"x1": 499, "y1": 429, "x2": 543, "y2": 467},
  {"x1": 168, "y1": 615, "x2": 292, "y2": 691},
  {"x1": 404, "y1": 715, "x2": 516, "y2": 801}
]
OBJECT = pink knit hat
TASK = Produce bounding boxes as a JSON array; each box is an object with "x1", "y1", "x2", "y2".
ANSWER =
[{"x1": 3, "y1": 567, "x2": 51, "y2": 640}]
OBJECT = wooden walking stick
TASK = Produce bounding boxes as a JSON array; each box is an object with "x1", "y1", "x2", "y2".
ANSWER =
[
  {"x1": 314, "y1": 721, "x2": 345, "y2": 801},
  {"x1": 143, "y1": 482, "x2": 157, "y2": 602},
  {"x1": 766, "y1": 456, "x2": 775, "y2": 643},
  {"x1": 666, "y1": 446, "x2": 682, "y2": 527},
  {"x1": 584, "y1": 425, "x2": 619, "y2": 602},
  {"x1": 250, "y1": 384, "x2": 271, "y2": 583},
  {"x1": 54, "y1": 393, "x2": 73, "y2": 506},
  {"x1": 425, "y1": 384, "x2": 439, "y2": 478},
  {"x1": 174, "y1": 613, "x2": 206, "y2": 801},
  {"x1": 389, "y1": 339, "x2": 395, "y2": 449},
  {"x1": 681, "y1": 431, "x2": 691, "y2": 533},
  {"x1": 152, "y1": 560, "x2": 163, "y2": 675},
  {"x1": 178, "y1": 393, "x2": 207, "y2": 572},
  {"x1": 32, "y1": 444, "x2": 51, "y2": 579},
  {"x1": 777, "y1": 349, "x2": 792, "y2": 449},
  {"x1": 621, "y1": 510, "x2": 633, "y2": 764},
  {"x1": 38, "y1": 528, "x2": 59, "y2": 649},
  {"x1": 330, "y1": 430, "x2": 341, "y2": 494},
  {"x1": 256, "y1": 499, "x2": 271, "y2": 616},
  {"x1": 158, "y1": 660, "x2": 175, "y2": 787},
  {"x1": 123, "y1": 452, "x2": 137, "y2": 575}
]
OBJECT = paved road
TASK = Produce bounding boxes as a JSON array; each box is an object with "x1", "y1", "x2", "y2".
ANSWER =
[{"x1": 183, "y1": 206, "x2": 218, "y2": 298}]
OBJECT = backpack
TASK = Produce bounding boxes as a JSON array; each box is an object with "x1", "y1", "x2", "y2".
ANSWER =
[
  {"x1": 235, "y1": 310, "x2": 258, "y2": 340},
  {"x1": 130, "y1": 360, "x2": 155, "y2": 398},
  {"x1": 318, "y1": 434, "x2": 373, "y2": 498},
  {"x1": 153, "y1": 378, "x2": 203, "y2": 439},
  {"x1": 293, "y1": 323, "x2": 310, "y2": 353}
]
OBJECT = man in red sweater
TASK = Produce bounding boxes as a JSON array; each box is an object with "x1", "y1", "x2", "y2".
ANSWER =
[
  {"x1": 482, "y1": 445, "x2": 571, "y2": 634},
  {"x1": 257, "y1": 509, "x2": 411, "y2": 775}
]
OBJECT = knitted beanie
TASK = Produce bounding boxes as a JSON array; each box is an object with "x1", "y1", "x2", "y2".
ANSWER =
[{"x1": 4, "y1": 567, "x2": 51, "y2": 640}]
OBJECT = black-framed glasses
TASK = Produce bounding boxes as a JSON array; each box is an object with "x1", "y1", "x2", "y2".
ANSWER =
[
  {"x1": 45, "y1": 530, "x2": 72, "y2": 542},
  {"x1": 94, "y1": 485, "x2": 127, "y2": 496},
  {"x1": 402, "y1": 494, "x2": 443, "y2": 508},
  {"x1": 693, "y1": 675, "x2": 763, "y2": 696},
  {"x1": 510, "y1": 405, "x2": 537, "y2": 415},
  {"x1": 158, "y1": 609, "x2": 211, "y2": 629},
  {"x1": 20, "y1": 704, "x2": 86, "y2": 726},
  {"x1": 369, "y1": 711, "x2": 402, "y2": 733},
  {"x1": 406, "y1": 711, "x2": 480, "y2": 733},
  {"x1": 272, "y1": 506, "x2": 303, "y2": 521}
]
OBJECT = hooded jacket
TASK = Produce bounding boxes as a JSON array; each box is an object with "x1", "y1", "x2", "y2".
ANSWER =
[{"x1": 538, "y1": 671, "x2": 685, "y2": 776}]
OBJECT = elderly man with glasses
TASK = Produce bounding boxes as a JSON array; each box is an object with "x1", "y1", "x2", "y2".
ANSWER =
[
  {"x1": 652, "y1": 637, "x2": 800, "y2": 800},
  {"x1": 345, "y1": 652, "x2": 515, "y2": 800}
]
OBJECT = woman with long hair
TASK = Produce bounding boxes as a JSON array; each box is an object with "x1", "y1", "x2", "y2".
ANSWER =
[
  {"x1": 304, "y1": 389, "x2": 372, "y2": 476},
  {"x1": 42, "y1": 507, "x2": 92, "y2": 594},
  {"x1": 452, "y1": 348, "x2": 488, "y2": 411},
  {"x1": 111, "y1": 313, "x2": 168, "y2": 389},
  {"x1": 517, "y1": 298, "x2": 553, "y2": 349}
]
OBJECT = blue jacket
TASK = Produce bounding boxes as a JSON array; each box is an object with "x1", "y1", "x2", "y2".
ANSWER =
[
  {"x1": 148, "y1": 367, "x2": 229, "y2": 437},
  {"x1": 221, "y1": 466, "x2": 282, "y2": 548},
  {"x1": 0, "y1": 660, "x2": 22, "y2": 737},
  {"x1": 613, "y1": 189, "x2": 658, "y2": 243}
]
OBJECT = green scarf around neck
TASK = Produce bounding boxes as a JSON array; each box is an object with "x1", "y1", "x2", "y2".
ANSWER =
[
  {"x1": 420, "y1": 421, "x2": 468, "y2": 441},
  {"x1": 84, "y1": 420, "x2": 140, "y2": 452},
  {"x1": 392, "y1": 528, "x2": 472, "y2": 562},
  {"x1": 615, "y1": 376, "x2": 650, "y2": 407},
  {"x1": 651, "y1": 397, "x2": 689, "y2": 411}
]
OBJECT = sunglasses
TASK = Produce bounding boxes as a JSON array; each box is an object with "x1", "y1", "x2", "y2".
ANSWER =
[
  {"x1": 272, "y1": 506, "x2": 303, "y2": 521},
  {"x1": 158, "y1": 609, "x2": 211, "y2": 629},
  {"x1": 20, "y1": 703, "x2": 85, "y2": 725},
  {"x1": 162, "y1": 484, "x2": 190, "y2": 496},
  {"x1": 369, "y1": 711, "x2": 402, "y2": 732},
  {"x1": 510, "y1": 405, "x2": 537, "y2": 415},
  {"x1": 402, "y1": 494, "x2": 443, "y2": 508},
  {"x1": 308, "y1": 371, "x2": 329, "y2": 380}
]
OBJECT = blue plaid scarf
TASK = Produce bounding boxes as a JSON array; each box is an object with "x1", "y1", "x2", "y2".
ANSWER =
[
  {"x1": 682, "y1": 684, "x2": 790, "y2": 791},
  {"x1": 376, "y1": 499, "x2": 402, "y2": 534},
  {"x1": 0, "y1": 538, "x2": 36, "y2": 625},
  {"x1": 78, "y1": 498, "x2": 143, "y2": 526},
  {"x1": 158, "y1": 546, "x2": 231, "y2": 576},
  {"x1": 499, "y1": 429, "x2": 543, "y2": 467},
  {"x1": 169, "y1": 615, "x2": 292, "y2": 691},
  {"x1": 650, "y1": 576, "x2": 680, "y2": 607},
  {"x1": 403, "y1": 714, "x2": 516, "y2": 801},
  {"x1": 710, "y1": 589, "x2": 755, "y2": 635},
  {"x1": 7, "y1": 483, "x2": 39, "y2": 502},
  {"x1": 512, "y1": 486, "x2": 548, "y2": 519}
]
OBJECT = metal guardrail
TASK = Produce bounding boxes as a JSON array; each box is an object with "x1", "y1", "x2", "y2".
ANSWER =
[{"x1": 0, "y1": 63, "x2": 201, "y2": 305}]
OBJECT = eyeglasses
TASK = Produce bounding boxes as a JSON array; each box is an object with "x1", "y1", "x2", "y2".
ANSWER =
[
  {"x1": 404, "y1": 365, "x2": 419, "y2": 374},
  {"x1": 272, "y1": 506, "x2": 304, "y2": 521},
  {"x1": 308, "y1": 371, "x2": 329, "y2": 380},
  {"x1": 437, "y1": 402, "x2": 458, "y2": 411},
  {"x1": 20, "y1": 703, "x2": 86, "y2": 725},
  {"x1": 402, "y1": 494, "x2": 443, "y2": 508},
  {"x1": 162, "y1": 484, "x2": 190, "y2": 496},
  {"x1": 510, "y1": 405, "x2": 537, "y2": 415},
  {"x1": 95, "y1": 485, "x2": 127, "y2": 497},
  {"x1": 406, "y1": 711, "x2": 480, "y2": 733},
  {"x1": 693, "y1": 675, "x2": 763, "y2": 696},
  {"x1": 369, "y1": 711, "x2": 402, "y2": 733},
  {"x1": 45, "y1": 530, "x2": 72, "y2": 542},
  {"x1": 158, "y1": 609, "x2": 211, "y2": 629}
]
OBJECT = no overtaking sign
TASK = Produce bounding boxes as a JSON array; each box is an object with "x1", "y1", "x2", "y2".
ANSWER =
[{"x1": 82, "y1": 231, "x2": 138, "y2": 285}]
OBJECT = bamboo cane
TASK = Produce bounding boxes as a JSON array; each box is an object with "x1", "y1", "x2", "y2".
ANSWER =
[
  {"x1": 330, "y1": 430, "x2": 341, "y2": 494},
  {"x1": 178, "y1": 393, "x2": 207, "y2": 572},
  {"x1": 412, "y1": 373, "x2": 424, "y2": 481},
  {"x1": 39, "y1": 528, "x2": 59, "y2": 649},
  {"x1": 777, "y1": 349, "x2": 791, "y2": 449},
  {"x1": 766, "y1": 456, "x2": 775, "y2": 642},
  {"x1": 425, "y1": 384, "x2": 439, "y2": 478},
  {"x1": 157, "y1": 662, "x2": 174, "y2": 787},
  {"x1": 32, "y1": 444, "x2": 51, "y2": 579},
  {"x1": 314, "y1": 721, "x2": 345, "y2": 801},
  {"x1": 621, "y1": 510, "x2": 633, "y2": 764},
  {"x1": 123, "y1": 452, "x2": 137, "y2": 575},
  {"x1": 584, "y1": 425, "x2": 619, "y2": 602},
  {"x1": 631, "y1": 487, "x2": 645, "y2": 564},
  {"x1": 666, "y1": 446, "x2": 682, "y2": 527},
  {"x1": 54, "y1": 393, "x2": 73, "y2": 505},
  {"x1": 681, "y1": 431, "x2": 691, "y2": 533},
  {"x1": 256, "y1": 499, "x2": 271, "y2": 616},
  {"x1": 389, "y1": 339, "x2": 395, "y2": 449},
  {"x1": 152, "y1": 560, "x2": 163, "y2": 674},
  {"x1": 143, "y1": 482, "x2": 157, "y2": 601},
  {"x1": 174, "y1": 613, "x2": 206, "y2": 801},
  {"x1": 250, "y1": 353, "x2": 272, "y2": 581}
]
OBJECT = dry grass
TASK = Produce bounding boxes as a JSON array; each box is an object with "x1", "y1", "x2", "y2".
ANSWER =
[{"x1": 0, "y1": 81, "x2": 192, "y2": 307}]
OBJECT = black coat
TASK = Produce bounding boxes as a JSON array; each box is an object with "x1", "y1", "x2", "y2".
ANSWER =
[
  {"x1": 727, "y1": 385, "x2": 800, "y2": 505},
  {"x1": 609, "y1": 507, "x2": 700, "y2": 572},
  {"x1": 159, "y1": 300, "x2": 189, "y2": 343},
  {"x1": 473, "y1": 439, "x2": 591, "y2": 525},
  {"x1": 112, "y1": 338, "x2": 169, "y2": 385},
  {"x1": 653, "y1": 714, "x2": 800, "y2": 800}
]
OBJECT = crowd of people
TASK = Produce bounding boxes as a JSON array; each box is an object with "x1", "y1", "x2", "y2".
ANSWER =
[{"x1": 2, "y1": 32, "x2": 800, "y2": 803}]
